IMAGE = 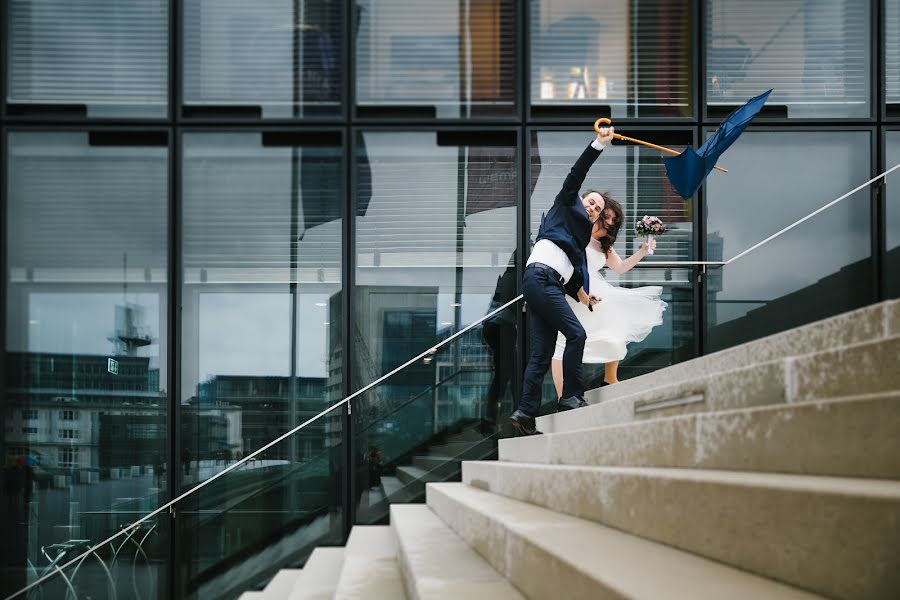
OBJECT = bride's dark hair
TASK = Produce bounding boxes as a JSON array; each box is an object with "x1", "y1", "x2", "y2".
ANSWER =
[{"x1": 582, "y1": 190, "x2": 623, "y2": 255}]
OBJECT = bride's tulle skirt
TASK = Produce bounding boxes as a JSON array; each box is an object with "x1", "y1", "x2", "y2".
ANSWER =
[{"x1": 554, "y1": 276, "x2": 667, "y2": 363}]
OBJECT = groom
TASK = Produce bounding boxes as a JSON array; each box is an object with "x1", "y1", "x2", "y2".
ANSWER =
[{"x1": 510, "y1": 127, "x2": 613, "y2": 436}]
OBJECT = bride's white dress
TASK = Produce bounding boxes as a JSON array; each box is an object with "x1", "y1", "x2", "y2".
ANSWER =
[{"x1": 554, "y1": 238, "x2": 667, "y2": 363}]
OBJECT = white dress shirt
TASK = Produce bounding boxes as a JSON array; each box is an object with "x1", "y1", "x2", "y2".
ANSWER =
[{"x1": 526, "y1": 137, "x2": 608, "y2": 284}]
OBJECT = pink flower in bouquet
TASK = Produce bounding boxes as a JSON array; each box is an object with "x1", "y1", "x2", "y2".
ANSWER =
[{"x1": 634, "y1": 216, "x2": 667, "y2": 255}]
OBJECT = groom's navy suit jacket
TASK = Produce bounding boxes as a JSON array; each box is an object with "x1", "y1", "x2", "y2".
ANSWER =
[{"x1": 534, "y1": 143, "x2": 603, "y2": 300}]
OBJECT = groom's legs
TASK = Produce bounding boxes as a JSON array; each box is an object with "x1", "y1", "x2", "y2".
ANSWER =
[{"x1": 519, "y1": 268, "x2": 587, "y2": 416}]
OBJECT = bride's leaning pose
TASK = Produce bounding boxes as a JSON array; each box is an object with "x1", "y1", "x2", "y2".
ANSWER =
[{"x1": 551, "y1": 195, "x2": 667, "y2": 394}]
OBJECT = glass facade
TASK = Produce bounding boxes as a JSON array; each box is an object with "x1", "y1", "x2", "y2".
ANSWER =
[
  {"x1": 706, "y1": 0, "x2": 871, "y2": 118},
  {"x1": 888, "y1": 131, "x2": 900, "y2": 299},
  {"x1": 2, "y1": 1, "x2": 897, "y2": 598},
  {"x1": 530, "y1": 0, "x2": 693, "y2": 118}
]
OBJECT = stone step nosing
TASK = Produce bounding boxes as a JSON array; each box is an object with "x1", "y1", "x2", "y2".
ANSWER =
[
  {"x1": 541, "y1": 334, "x2": 899, "y2": 434},
  {"x1": 459, "y1": 462, "x2": 900, "y2": 600},
  {"x1": 390, "y1": 504, "x2": 524, "y2": 600},
  {"x1": 502, "y1": 392, "x2": 900, "y2": 479},
  {"x1": 586, "y1": 300, "x2": 897, "y2": 405},
  {"x1": 426, "y1": 482, "x2": 820, "y2": 600}
]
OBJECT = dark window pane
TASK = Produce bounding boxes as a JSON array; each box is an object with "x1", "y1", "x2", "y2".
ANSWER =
[
  {"x1": 352, "y1": 131, "x2": 519, "y2": 522},
  {"x1": 887, "y1": 132, "x2": 900, "y2": 299},
  {"x1": 179, "y1": 133, "x2": 344, "y2": 595},
  {"x1": 531, "y1": 0, "x2": 692, "y2": 118},
  {"x1": 706, "y1": 0, "x2": 870, "y2": 118},
  {"x1": 529, "y1": 131, "x2": 695, "y2": 404},
  {"x1": 888, "y1": 0, "x2": 900, "y2": 106},
  {"x1": 182, "y1": 0, "x2": 342, "y2": 118},
  {"x1": 3, "y1": 132, "x2": 168, "y2": 598},
  {"x1": 355, "y1": 0, "x2": 517, "y2": 118},
  {"x1": 705, "y1": 131, "x2": 873, "y2": 350},
  {"x1": 6, "y1": 0, "x2": 168, "y2": 118}
]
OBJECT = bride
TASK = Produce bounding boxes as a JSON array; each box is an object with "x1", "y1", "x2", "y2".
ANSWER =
[{"x1": 551, "y1": 193, "x2": 667, "y2": 394}]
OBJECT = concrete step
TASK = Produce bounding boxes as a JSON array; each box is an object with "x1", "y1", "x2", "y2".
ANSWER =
[
  {"x1": 461, "y1": 462, "x2": 900, "y2": 599},
  {"x1": 395, "y1": 465, "x2": 440, "y2": 487},
  {"x1": 289, "y1": 547, "x2": 345, "y2": 600},
  {"x1": 242, "y1": 570, "x2": 301, "y2": 600},
  {"x1": 576, "y1": 299, "x2": 898, "y2": 430},
  {"x1": 584, "y1": 299, "x2": 898, "y2": 407},
  {"x1": 333, "y1": 526, "x2": 406, "y2": 600},
  {"x1": 412, "y1": 455, "x2": 455, "y2": 471},
  {"x1": 502, "y1": 392, "x2": 900, "y2": 479},
  {"x1": 390, "y1": 504, "x2": 523, "y2": 599},
  {"x1": 428, "y1": 440, "x2": 485, "y2": 456},
  {"x1": 538, "y1": 334, "x2": 900, "y2": 434},
  {"x1": 426, "y1": 482, "x2": 819, "y2": 600}
]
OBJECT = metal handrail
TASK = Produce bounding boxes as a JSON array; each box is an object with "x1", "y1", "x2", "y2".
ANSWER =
[{"x1": 9, "y1": 161, "x2": 898, "y2": 600}]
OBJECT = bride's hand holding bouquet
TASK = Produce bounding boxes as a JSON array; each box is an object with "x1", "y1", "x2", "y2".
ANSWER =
[{"x1": 635, "y1": 215, "x2": 667, "y2": 256}]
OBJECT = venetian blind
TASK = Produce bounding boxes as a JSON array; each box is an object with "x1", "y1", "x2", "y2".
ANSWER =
[
  {"x1": 7, "y1": 0, "x2": 168, "y2": 117},
  {"x1": 182, "y1": 0, "x2": 341, "y2": 117},
  {"x1": 355, "y1": 0, "x2": 516, "y2": 117},
  {"x1": 706, "y1": 0, "x2": 870, "y2": 118},
  {"x1": 181, "y1": 135, "x2": 342, "y2": 284},
  {"x1": 7, "y1": 134, "x2": 168, "y2": 276},
  {"x1": 530, "y1": 0, "x2": 692, "y2": 117},
  {"x1": 355, "y1": 132, "x2": 517, "y2": 270},
  {"x1": 887, "y1": 0, "x2": 900, "y2": 104}
]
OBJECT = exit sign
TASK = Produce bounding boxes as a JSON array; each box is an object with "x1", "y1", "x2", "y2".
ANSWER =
[{"x1": 107, "y1": 358, "x2": 119, "y2": 375}]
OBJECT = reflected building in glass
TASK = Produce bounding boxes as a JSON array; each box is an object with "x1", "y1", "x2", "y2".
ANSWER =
[{"x1": 2, "y1": 0, "x2": 898, "y2": 598}]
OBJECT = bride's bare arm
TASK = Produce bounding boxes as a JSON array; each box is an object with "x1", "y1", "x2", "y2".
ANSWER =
[{"x1": 605, "y1": 241, "x2": 655, "y2": 274}]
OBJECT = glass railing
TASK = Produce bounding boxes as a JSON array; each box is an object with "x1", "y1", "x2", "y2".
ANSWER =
[{"x1": 5, "y1": 294, "x2": 524, "y2": 600}]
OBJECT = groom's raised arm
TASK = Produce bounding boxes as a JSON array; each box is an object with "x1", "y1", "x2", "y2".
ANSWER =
[{"x1": 553, "y1": 137, "x2": 608, "y2": 207}]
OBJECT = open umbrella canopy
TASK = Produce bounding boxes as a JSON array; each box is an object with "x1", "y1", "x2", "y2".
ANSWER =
[{"x1": 664, "y1": 89, "x2": 772, "y2": 200}]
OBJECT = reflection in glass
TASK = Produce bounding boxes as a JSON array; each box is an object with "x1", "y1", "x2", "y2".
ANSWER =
[
  {"x1": 705, "y1": 131, "x2": 872, "y2": 350},
  {"x1": 355, "y1": 0, "x2": 516, "y2": 117},
  {"x1": 887, "y1": 133, "x2": 900, "y2": 299},
  {"x1": 706, "y1": 0, "x2": 870, "y2": 118},
  {"x1": 183, "y1": 0, "x2": 342, "y2": 118},
  {"x1": 530, "y1": 0, "x2": 692, "y2": 117},
  {"x1": 3, "y1": 133, "x2": 168, "y2": 598},
  {"x1": 6, "y1": 0, "x2": 168, "y2": 118},
  {"x1": 352, "y1": 131, "x2": 518, "y2": 522},
  {"x1": 179, "y1": 133, "x2": 343, "y2": 596},
  {"x1": 529, "y1": 131, "x2": 695, "y2": 404}
]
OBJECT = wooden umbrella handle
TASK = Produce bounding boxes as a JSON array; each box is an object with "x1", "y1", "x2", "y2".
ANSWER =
[{"x1": 594, "y1": 118, "x2": 728, "y2": 173}]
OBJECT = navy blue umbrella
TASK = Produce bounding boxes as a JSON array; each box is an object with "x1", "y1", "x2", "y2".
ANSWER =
[{"x1": 663, "y1": 89, "x2": 772, "y2": 199}]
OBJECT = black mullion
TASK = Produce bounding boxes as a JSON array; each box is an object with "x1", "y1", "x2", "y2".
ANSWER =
[
  {"x1": 168, "y1": 125, "x2": 182, "y2": 600},
  {"x1": 696, "y1": 0, "x2": 706, "y2": 357},
  {"x1": 876, "y1": 128, "x2": 887, "y2": 301},
  {"x1": 344, "y1": 125, "x2": 357, "y2": 533},
  {"x1": 0, "y1": 128, "x2": 8, "y2": 586}
]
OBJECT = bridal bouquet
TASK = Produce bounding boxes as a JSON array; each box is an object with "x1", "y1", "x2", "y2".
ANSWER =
[{"x1": 634, "y1": 215, "x2": 667, "y2": 255}]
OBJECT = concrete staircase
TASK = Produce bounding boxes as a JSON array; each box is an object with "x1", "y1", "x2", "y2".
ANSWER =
[{"x1": 242, "y1": 299, "x2": 900, "y2": 599}]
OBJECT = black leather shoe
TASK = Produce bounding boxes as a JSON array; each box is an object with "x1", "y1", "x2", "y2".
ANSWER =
[
  {"x1": 557, "y1": 396, "x2": 588, "y2": 411},
  {"x1": 510, "y1": 410, "x2": 542, "y2": 436}
]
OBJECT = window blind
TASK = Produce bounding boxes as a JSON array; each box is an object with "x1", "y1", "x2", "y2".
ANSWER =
[
  {"x1": 182, "y1": 0, "x2": 341, "y2": 117},
  {"x1": 7, "y1": 133, "x2": 168, "y2": 276},
  {"x1": 887, "y1": 0, "x2": 900, "y2": 104},
  {"x1": 354, "y1": 132, "x2": 518, "y2": 270},
  {"x1": 7, "y1": 0, "x2": 168, "y2": 117},
  {"x1": 181, "y1": 135, "x2": 342, "y2": 284},
  {"x1": 355, "y1": 0, "x2": 516, "y2": 117},
  {"x1": 706, "y1": 0, "x2": 870, "y2": 118},
  {"x1": 530, "y1": 0, "x2": 692, "y2": 117}
]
